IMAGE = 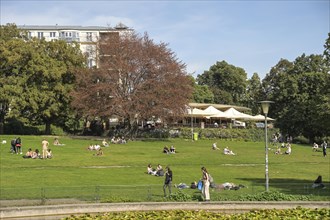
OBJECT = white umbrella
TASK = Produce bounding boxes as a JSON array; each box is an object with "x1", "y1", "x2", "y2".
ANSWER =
[
  {"x1": 250, "y1": 114, "x2": 275, "y2": 121},
  {"x1": 223, "y1": 107, "x2": 253, "y2": 120}
]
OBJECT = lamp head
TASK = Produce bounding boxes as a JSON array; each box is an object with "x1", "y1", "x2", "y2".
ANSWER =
[{"x1": 259, "y1": 101, "x2": 274, "y2": 115}]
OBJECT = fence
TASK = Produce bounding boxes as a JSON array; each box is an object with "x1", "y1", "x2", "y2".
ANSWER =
[{"x1": 1, "y1": 182, "x2": 329, "y2": 207}]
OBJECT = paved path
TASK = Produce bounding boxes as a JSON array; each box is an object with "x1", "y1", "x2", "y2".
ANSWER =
[{"x1": 1, "y1": 201, "x2": 330, "y2": 219}]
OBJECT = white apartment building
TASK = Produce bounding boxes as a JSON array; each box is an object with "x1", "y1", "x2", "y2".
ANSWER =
[{"x1": 19, "y1": 23, "x2": 132, "y2": 68}]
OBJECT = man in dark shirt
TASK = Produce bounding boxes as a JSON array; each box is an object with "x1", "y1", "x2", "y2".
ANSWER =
[{"x1": 163, "y1": 166, "x2": 172, "y2": 197}]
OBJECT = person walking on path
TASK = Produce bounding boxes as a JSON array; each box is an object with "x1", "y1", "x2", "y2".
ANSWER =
[
  {"x1": 163, "y1": 166, "x2": 172, "y2": 197},
  {"x1": 201, "y1": 166, "x2": 210, "y2": 201},
  {"x1": 322, "y1": 141, "x2": 327, "y2": 157},
  {"x1": 42, "y1": 139, "x2": 49, "y2": 159}
]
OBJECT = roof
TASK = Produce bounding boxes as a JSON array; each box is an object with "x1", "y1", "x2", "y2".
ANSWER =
[
  {"x1": 18, "y1": 24, "x2": 132, "y2": 31},
  {"x1": 188, "y1": 103, "x2": 250, "y2": 112}
]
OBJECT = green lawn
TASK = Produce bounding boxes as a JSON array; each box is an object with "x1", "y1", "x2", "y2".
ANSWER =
[{"x1": 0, "y1": 135, "x2": 329, "y2": 202}]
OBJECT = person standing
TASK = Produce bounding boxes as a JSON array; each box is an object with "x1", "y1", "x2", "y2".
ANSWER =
[
  {"x1": 322, "y1": 141, "x2": 327, "y2": 157},
  {"x1": 201, "y1": 166, "x2": 210, "y2": 201},
  {"x1": 163, "y1": 166, "x2": 172, "y2": 197},
  {"x1": 41, "y1": 139, "x2": 49, "y2": 159}
]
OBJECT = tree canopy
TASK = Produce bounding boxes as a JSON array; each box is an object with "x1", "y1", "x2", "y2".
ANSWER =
[
  {"x1": 71, "y1": 31, "x2": 193, "y2": 136},
  {"x1": 0, "y1": 24, "x2": 85, "y2": 134},
  {"x1": 196, "y1": 60, "x2": 247, "y2": 105},
  {"x1": 262, "y1": 52, "x2": 330, "y2": 141}
]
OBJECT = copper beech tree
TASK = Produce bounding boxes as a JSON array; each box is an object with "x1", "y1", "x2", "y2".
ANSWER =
[{"x1": 71, "y1": 31, "x2": 193, "y2": 135}]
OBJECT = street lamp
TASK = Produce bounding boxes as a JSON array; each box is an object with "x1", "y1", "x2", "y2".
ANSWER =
[
  {"x1": 190, "y1": 107, "x2": 194, "y2": 141},
  {"x1": 259, "y1": 100, "x2": 274, "y2": 192}
]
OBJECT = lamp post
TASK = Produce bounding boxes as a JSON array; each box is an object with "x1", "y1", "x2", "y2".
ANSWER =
[
  {"x1": 190, "y1": 107, "x2": 194, "y2": 141},
  {"x1": 259, "y1": 101, "x2": 274, "y2": 192}
]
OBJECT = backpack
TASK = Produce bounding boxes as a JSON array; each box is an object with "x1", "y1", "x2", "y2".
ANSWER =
[
  {"x1": 208, "y1": 174, "x2": 214, "y2": 183},
  {"x1": 197, "y1": 180, "x2": 203, "y2": 190}
]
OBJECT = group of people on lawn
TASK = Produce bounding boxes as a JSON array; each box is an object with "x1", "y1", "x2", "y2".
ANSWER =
[
  {"x1": 163, "y1": 145, "x2": 176, "y2": 154},
  {"x1": 212, "y1": 142, "x2": 236, "y2": 155},
  {"x1": 147, "y1": 162, "x2": 245, "y2": 201},
  {"x1": 312, "y1": 141, "x2": 327, "y2": 157},
  {"x1": 20, "y1": 138, "x2": 53, "y2": 159},
  {"x1": 147, "y1": 163, "x2": 165, "y2": 176}
]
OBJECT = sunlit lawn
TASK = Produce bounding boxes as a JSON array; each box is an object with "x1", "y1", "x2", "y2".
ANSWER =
[{"x1": 0, "y1": 134, "x2": 329, "y2": 202}]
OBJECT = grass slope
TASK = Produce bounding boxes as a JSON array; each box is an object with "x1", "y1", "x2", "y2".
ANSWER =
[{"x1": 0, "y1": 135, "x2": 329, "y2": 201}]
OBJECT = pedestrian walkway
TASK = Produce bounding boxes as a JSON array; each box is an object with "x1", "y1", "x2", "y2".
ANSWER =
[{"x1": 1, "y1": 201, "x2": 329, "y2": 219}]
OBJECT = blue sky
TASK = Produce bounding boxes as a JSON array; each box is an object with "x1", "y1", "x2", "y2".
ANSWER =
[{"x1": 1, "y1": 0, "x2": 329, "y2": 79}]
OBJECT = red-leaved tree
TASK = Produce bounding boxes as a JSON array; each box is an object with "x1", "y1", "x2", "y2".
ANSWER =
[{"x1": 71, "y1": 31, "x2": 192, "y2": 136}]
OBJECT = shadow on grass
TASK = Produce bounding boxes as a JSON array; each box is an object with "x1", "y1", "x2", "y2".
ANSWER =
[{"x1": 238, "y1": 177, "x2": 330, "y2": 198}]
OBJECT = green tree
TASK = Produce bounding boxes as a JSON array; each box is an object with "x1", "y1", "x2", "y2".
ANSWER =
[
  {"x1": 0, "y1": 24, "x2": 85, "y2": 134},
  {"x1": 0, "y1": 24, "x2": 29, "y2": 134},
  {"x1": 196, "y1": 60, "x2": 247, "y2": 105},
  {"x1": 189, "y1": 76, "x2": 214, "y2": 103},
  {"x1": 244, "y1": 73, "x2": 263, "y2": 115},
  {"x1": 263, "y1": 53, "x2": 330, "y2": 141}
]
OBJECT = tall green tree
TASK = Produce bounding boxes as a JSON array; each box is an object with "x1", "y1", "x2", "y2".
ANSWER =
[
  {"x1": 244, "y1": 73, "x2": 263, "y2": 115},
  {"x1": 189, "y1": 76, "x2": 214, "y2": 103},
  {"x1": 0, "y1": 24, "x2": 28, "y2": 134},
  {"x1": 196, "y1": 60, "x2": 247, "y2": 105},
  {"x1": 0, "y1": 24, "x2": 85, "y2": 134},
  {"x1": 263, "y1": 52, "x2": 330, "y2": 141}
]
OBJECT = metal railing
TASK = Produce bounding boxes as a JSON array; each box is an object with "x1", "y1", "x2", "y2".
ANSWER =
[{"x1": 1, "y1": 182, "x2": 329, "y2": 207}]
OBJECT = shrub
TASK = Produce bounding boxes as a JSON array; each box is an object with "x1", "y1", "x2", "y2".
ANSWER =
[
  {"x1": 238, "y1": 191, "x2": 310, "y2": 201},
  {"x1": 168, "y1": 190, "x2": 191, "y2": 202},
  {"x1": 293, "y1": 136, "x2": 310, "y2": 144}
]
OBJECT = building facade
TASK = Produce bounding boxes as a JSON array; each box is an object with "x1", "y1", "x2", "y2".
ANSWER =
[{"x1": 19, "y1": 23, "x2": 132, "y2": 68}]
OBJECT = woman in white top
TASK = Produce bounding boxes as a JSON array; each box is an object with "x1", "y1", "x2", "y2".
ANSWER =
[{"x1": 201, "y1": 167, "x2": 210, "y2": 201}]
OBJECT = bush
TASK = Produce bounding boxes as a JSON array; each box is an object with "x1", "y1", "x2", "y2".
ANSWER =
[
  {"x1": 293, "y1": 136, "x2": 310, "y2": 144},
  {"x1": 4, "y1": 118, "x2": 41, "y2": 135},
  {"x1": 173, "y1": 127, "x2": 278, "y2": 142},
  {"x1": 168, "y1": 190, "x2": 191, "y2": 202}
]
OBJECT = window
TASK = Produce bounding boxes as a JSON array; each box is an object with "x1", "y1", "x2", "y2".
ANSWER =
[
  {"x1": 86, "y1": 32, "x2": 92, "y2": 41},
  {"x1": 28, "y1": 32, "x2": 32, "y2": 38},
  {"x1": 50, "y1": 32, "x2": 56, "y2": 37},
  {"x1": 87, "y1": 58, "x2": 94, "y2": 68},
  {"x1": 37, "y1": 32, "x2": 44, "y2": 39}
]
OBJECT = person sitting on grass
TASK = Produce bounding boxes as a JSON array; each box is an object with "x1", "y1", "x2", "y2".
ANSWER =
[
  {"x1": 102, "y1": 139, "x2": 109, "y2": 147},
  {"x1": 94, "y1": 148, "x2": 103, "y2": 156},
  {"x1": 163, "y1": 146, "x2": 169, "y2": 154},
  {"x1": 170, "y1": 145, "x2": 176, "y2": 154},
  {"x1": 31, "y1": 149, "x2": 40, "y2": 159},
  {"x1": 285, "y1": 144, "x2": 292, "y2": 155},
  {"x1": 275, "y1": 146, "x2": 281, "y2": 155},
  {"x1": 147, "y1": 164, "x2": 157, "y2": 175},
  {"x1": 312, "y1": 143, "x2": 319, "y2": 152},
  {"x1": 223, "y1": 147, "x2": 236, "y2": 155},
  {"x1": 53, "y1": 137, "x2": 65, "y2": 146},
  {"x1": 156, "y1": 164, "x2": 164, "y2": 176},
  {"x1": 212, "y1": 142, "x2": 220, "y2": 150},
  {"x1": 23, "y1": 148, "x2": 33, "y2": 158},
  {"x1": 47, "y1": 149, "x2": 53, "y2": 159},
  {"x1": 312, "y1": 175, "x2": 325, "y2": 189},
  {"x1": 87, "y1": 144, "x2": 101, "y2": 151}
]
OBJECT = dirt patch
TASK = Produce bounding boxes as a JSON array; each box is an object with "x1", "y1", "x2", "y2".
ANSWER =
[
  {"x1": 222, "y1": 164, "x2": 260, "y2": 166},
  {"x1": 80, "y1": 165, "x2": 131, "y2": 168}
]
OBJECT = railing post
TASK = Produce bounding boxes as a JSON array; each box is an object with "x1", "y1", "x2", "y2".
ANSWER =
[
  {"x1": 41, "y1": 187, "x2": 46, "y2": 205},
  {"x1": 94, "y1": 185, "x2": 100, "y2": 203}
]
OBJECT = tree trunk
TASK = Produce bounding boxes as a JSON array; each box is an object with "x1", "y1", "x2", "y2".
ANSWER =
[
  {"x1": 0, "y1": 119, "x2": 4, "y2": 135},
  {"x1": 45, "y1": 122, "x2": 51, "y2": 135}
]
